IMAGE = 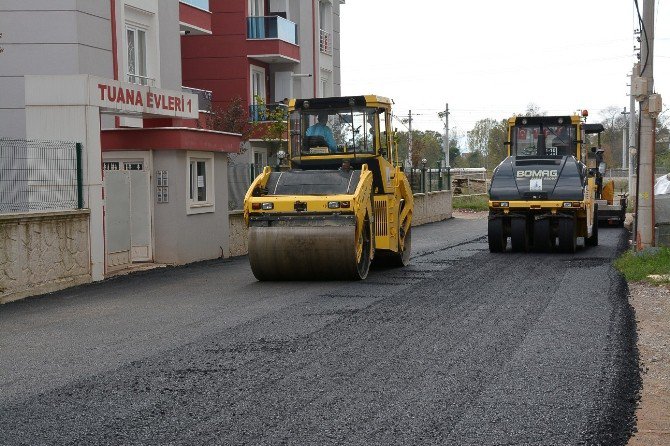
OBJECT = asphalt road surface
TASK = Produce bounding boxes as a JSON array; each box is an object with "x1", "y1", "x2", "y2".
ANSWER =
[{"x1": 0, "y1": 216, "x2": 639, "y2": 445}]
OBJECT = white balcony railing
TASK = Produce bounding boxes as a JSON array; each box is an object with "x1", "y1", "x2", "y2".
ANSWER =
[
  {"x1": 247, "y1": 16, "x2": 298, "y2": 45},
  {"x1": 182, "y1": 86, "x2": 212, "y2": 112},
  {"x1": 126, "y1": 73, "x2": 156, "y2": 87}
]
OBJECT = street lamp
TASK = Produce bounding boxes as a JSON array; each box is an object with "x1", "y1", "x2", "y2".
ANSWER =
[
  {"x1": 421, "y1": 158, "x2": 427, "y2": 193},
  {"x1": 276, "y1": 150, "x2": 287, "y2": 171}
]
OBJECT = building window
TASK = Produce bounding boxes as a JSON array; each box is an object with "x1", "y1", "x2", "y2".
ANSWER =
[
  {"x1": 320, "y1": 70, "x2": 331, "y2": 97},
  {"x1": 321, "y1": 77, "x2": 328, "y2": 98},
  {"x1": 126, "y1": 25, "x2": 148, "y2": 85},
  {"x1": 249, "y1": 0, "x2": 264, "y2": 16},
  {"x1": 250, "y1": 66, "x2": 266, "y2": 121},
  {"x1": 252, "y1": 150, "x2": 266, "y2": 177},
  {"x1": 186, "y1": 152, "x2": 215, "y2": 214},
  {"x1": 319, "y1": 1, "x2": 332, "y2": 55}
]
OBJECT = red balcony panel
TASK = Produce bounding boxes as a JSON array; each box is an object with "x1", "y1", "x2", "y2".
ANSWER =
[
  {"x1": 246, "y1": 39, "x2": 300, "y2": 64},
  {"x1": 101, "y1": 128, "x2": 242, "y2": 153},
  {"x1": 142, "y1": 117, "x2": 200, "y2": 129},
  {"x1": 179, "y1": 2, "x2": 212, "y2": 34}
]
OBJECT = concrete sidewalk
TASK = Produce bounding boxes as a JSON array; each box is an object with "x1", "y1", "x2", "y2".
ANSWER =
[{"x1": 627, "y1": 282, "x2": 670, "y2": 446}]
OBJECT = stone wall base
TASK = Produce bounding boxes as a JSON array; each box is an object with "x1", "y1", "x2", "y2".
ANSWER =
[{"x1": 1, "y1": 210, "x2": 91, "y2": 304}]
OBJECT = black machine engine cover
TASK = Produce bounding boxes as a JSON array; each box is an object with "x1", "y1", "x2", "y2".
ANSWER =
[{"x1": 489, "y1": 155, "x2": 586, "y2": 201}]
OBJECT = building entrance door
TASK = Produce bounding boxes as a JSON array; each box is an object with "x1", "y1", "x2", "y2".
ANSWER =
[{"x1": 103, "y1": 160, "x2": 152, "y2": 271}]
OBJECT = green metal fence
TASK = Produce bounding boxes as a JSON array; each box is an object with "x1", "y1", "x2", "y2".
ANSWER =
[
  {"x1": 0, "y1": 138, "x2": 83, "y2": 214},
  {"x1": 405, "y1": 163, "x2": 452, "y2": 194}
]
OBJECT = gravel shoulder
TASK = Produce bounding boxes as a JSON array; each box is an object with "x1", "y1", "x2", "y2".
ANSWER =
[{"x1": 627, "y1": 282, "x2": 670, "y2": 446}]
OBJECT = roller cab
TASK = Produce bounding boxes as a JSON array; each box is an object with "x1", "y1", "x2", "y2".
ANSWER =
[
  {"x1": 244, "y1": 95, "x2": 413, "y2": 280},
  {"x1": 488, "y1": 114, "x2": 599, "y2": 253}
]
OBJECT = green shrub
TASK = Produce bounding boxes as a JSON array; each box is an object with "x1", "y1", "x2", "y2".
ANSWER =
[
  {"x1": 452, "y1": 194, "x2": 488, "y2": 211},
  {"x1": 614, "y1": 248, "x2": 670, "y2": 283}
]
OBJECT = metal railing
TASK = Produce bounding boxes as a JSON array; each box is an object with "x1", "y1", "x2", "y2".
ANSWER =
[
  {"x1": 247, "y1": 16, "x2": 298, "y2": 45},
  {"x1": 249, "y1": 103, "x2": 288, "y2": 122},
  {"x1": 0, "y1": 139, "x2": 83, "y2": 214},
  {"x1": 405, "y1": 163, "x2": 453, "y2": 194},
  {"x1": 227, "y1": 159, "x2": 455, "y2": 210},
  {"x1": 319, "y1": 29, "x2": 332, "y2": 55},
  {"x1": 182, "y1": 86, "x2": 212, "y2": 112},
  {"x1": 228, "y1": 161, "x2": 254, "y2": 211},
  {"x1": 126, "y1": 73, "x2": 156, "y2": 86},
  {"x1": 604, "y1": 167, "x2": 667, "y2": 178}
]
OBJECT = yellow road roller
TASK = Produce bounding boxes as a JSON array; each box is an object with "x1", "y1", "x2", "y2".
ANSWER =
[{"x1": 243, "y1": 95, "x2": 413, "y2": 280}]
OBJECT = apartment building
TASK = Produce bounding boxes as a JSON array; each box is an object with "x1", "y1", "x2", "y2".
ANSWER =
[{"x1": 0, "y1": 0, "x2": 242, "y2": 282}]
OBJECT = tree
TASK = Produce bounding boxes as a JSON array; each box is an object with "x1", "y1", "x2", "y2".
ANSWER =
[
  {"x1": 448, "y1": 128, "x2": 461, "y2": 166},
  {"x1": 396, "y1": 130, "x2": 444, "y2": 167},
  {"x1": 204, "y1": 96, "x2": 254, "y2": 142},
  {"x1": 655, "y1": 110, "x2": 670, "y2": 172},
  {"x1": 599, "y1": 106, "x2": 627, "y2": 169},
  {"x1": 523, "y1": 103, "x2": 546, "y2": 116},
  {"x1": 467, "y1": 118, "x2": 507, "y2": 170}
]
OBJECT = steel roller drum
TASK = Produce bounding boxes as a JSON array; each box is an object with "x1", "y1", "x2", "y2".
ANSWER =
[{"x1": 248, "y1": 222, "x2": 365, "y2": 280}]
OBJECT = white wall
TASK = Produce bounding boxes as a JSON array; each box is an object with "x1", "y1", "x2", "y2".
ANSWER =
[
  {"x1": 153, "y1": 150, "x2": 231, "y2": 264},
  {"x1": 0, "y1": 0, "x2": 113, "y2": 138}
]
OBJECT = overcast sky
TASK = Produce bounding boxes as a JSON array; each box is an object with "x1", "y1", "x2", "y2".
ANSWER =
[{"x1": 340, "y1": 0, "x2": 670, "y2": 143}]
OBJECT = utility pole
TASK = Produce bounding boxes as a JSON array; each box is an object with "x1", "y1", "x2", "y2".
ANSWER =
[
  {"x1": 408, "y1": 109, "x2": 413, "y2": 167},
  {"x1": 629, "y1": 63, "x2": 639, "y2": 199},
  {"x1": 636, "y1": 0, "x2": 656, "y2": 249},
  {"x1": 443, "y1": 103, "x2": 450, "y2": 168}
]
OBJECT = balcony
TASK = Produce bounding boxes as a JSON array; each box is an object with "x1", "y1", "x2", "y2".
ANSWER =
[
  {"x1": 182, "y1": 86, "x2": 212, "y2": 112},
  {"x1": 246, "y1": 16, "x2": 300, "y2": 64},
  {"x1": 249, "y1": 103, "x2": 288, "y2": 123},
  {"x1": 247, "y1": 16, "x2": 297, "y2": 44},
  {"x1": 179, "y1": 0, "x2": 212, "y2": 35}
]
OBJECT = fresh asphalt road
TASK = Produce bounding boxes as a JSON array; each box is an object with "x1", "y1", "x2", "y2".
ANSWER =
[{"x1": 0, "y1": 216, "x2": 639, "y2": 445}]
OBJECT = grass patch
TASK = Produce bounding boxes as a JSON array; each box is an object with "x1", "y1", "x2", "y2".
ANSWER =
[
  {"x1": 614, "y1": 247, "x2": 670, "y2": 283},
  {"x1": 452, "y1": 194, "x2": 489, "y2": 212}
]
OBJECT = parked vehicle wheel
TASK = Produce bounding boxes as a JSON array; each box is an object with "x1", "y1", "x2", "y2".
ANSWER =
[
  {"x1": 558, "y1": 217, "x2": 577, "y2": 254},
  {"x1": 533, "y1": 218, "x2": 554, "y2": 252},
  {"x1": 488, "y1": 218, "x2": 506, "y2": 253},
  {"x1": 510, "y1": 217, "x2": 529, "y2": 252},
  {"x1": 587, "y1": 205, "x2": 599, "y2": 247}
]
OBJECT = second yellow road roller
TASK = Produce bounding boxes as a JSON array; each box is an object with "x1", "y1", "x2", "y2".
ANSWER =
[
  {"x1": 488, "y1": 112, "x2": 599, "y2": 253},
  {"x1": 243, "y1": 95, "x2": 414, "y2": 280}
]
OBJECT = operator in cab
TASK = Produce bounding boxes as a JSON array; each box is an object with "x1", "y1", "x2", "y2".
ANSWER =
[{"x1": 305, "y1": 112, "x2": 337, "y2": 153}]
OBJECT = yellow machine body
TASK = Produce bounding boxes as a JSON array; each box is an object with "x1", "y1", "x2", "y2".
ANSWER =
[{"x1": 243, "y1": 95, "x2": 413, "y2": 280}]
